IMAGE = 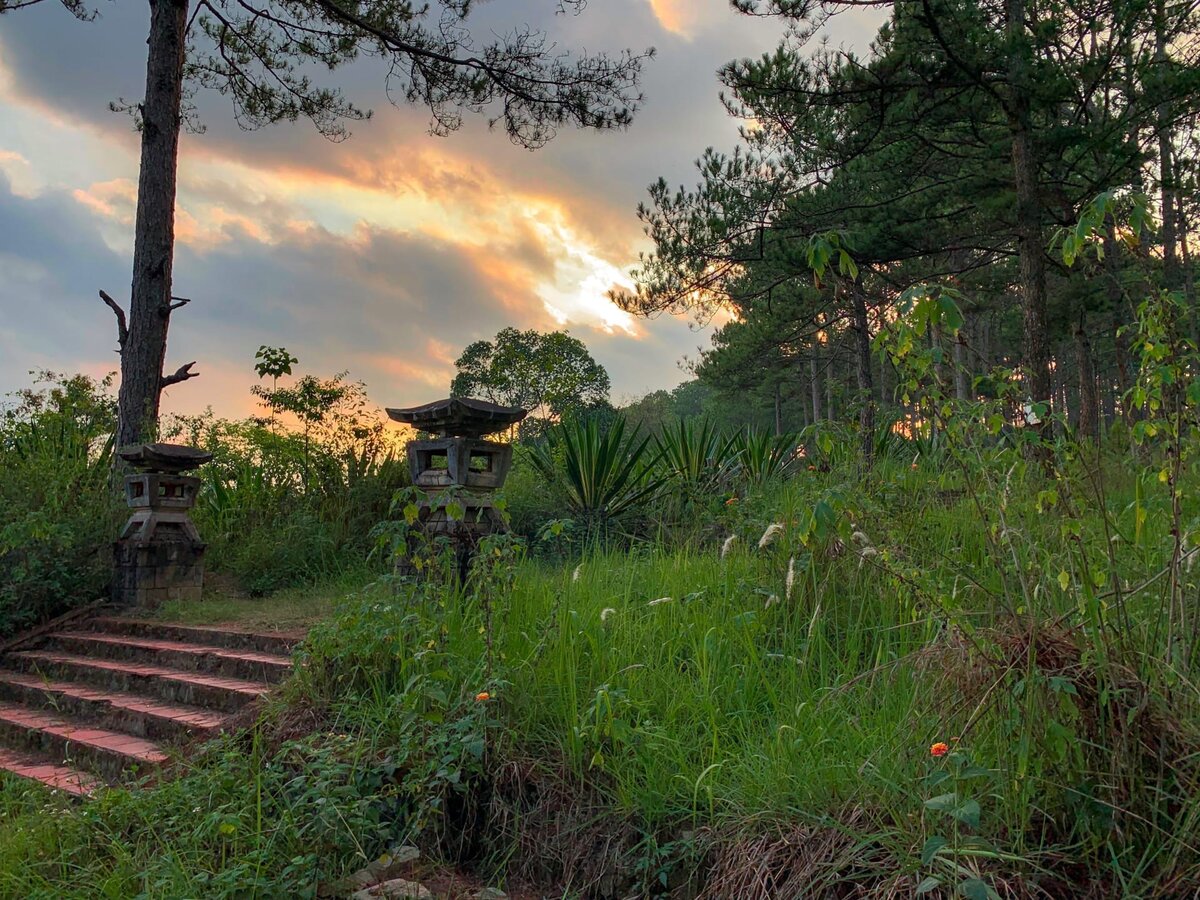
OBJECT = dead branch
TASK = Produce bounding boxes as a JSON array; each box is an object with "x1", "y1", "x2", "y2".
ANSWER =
[
  {"x1": 98, "y1": 289, "x2": 129, "y2": 351},
  {"x1": 168, "y1": 296, "x2": 191, "y2": 312},
  {"x1": 161, "y1": 361, "x2": 199, "y2": 388}
]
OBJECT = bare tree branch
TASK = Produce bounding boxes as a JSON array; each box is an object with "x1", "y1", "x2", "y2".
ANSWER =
[
  {"x1": 161, "y1": 361, "x2": 199, "y2": 388},
  {"x1": 99, "y1": 290, "x2": 129, "y2": 351}
]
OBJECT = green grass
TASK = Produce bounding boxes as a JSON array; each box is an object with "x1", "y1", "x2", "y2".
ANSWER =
[
  {"x1": 150, "y1": 576, "x2": 355, "y2": 631},
  {"x1": 0, "y1": 449, "x2": 1197, "y2": 897}
]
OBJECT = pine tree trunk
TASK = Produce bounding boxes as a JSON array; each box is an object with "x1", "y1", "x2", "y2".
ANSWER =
[
  {"x1": 953, "y1": 331, "x2": 970, "y2": 402},
  {"x1": 1103, "y1": 224, "x2": 1134, "y2": 423},
  {"x1": 851, "y1": 288, "x2": 875, "y2": 463},
  {"x1": 1155, "y1": 0, "x2": 1180, "y2": 291},
  {"x1": 1006, "y1": 0, "x2": 1052, "y2": 437},
  {"x1": 826, "y1": 347, "x2": 836, "y2": 422},
  {"x1": 116, "y1": 0, "x2": 189, "y2": 449},
  {"x1": 1075, "y1": 316, "x2": 1099, "y2": 441},
  {"x1": 1080, "y1": 316, "x2": 1099, "y2": 444},
  {"x1": 810, "y1": 343, "x2": 822, "y2": 422}
]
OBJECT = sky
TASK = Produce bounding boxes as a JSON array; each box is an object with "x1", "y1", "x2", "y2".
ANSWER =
[{"x1": 0, "y1": 0, "x2": 882, "y2": 419}]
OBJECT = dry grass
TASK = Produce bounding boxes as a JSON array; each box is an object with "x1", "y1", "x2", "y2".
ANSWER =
[{"x1": 151, "y1": 575, "x2": 341, "y2": 631}]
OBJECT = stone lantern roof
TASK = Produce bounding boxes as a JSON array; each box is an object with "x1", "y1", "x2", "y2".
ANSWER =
[
  {"x1": 118, "y1": 442, "x2": 213, "y2": 474},
  {"x1": 385, "y1": 397, "x2": 527, "y2": 438}
]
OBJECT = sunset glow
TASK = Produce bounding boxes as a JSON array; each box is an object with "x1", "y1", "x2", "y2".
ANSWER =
[{"x1": 0, "y1": 2, "x2": 816, "y2": 416}]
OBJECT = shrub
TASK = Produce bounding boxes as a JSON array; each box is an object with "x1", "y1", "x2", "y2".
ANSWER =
[{"x1": 0, "y1": 373, "x2": 122, "y2": 636}]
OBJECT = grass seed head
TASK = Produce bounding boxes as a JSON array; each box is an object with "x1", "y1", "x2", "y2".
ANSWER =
[{"x1": 758, "y1": 522, "x2": 784, "y2": 549}]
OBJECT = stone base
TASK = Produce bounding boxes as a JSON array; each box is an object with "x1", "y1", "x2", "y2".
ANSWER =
[
  {"x1": 398, "y1": 499, "x2": 507, "y2": 582},
  {"x1": 112, "y1": 540, "x2": 206, "y2": 608}
]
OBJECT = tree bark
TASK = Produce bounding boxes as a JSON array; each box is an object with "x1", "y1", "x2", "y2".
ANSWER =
[
  {"x1": 1155, "y1": 0, "x2": 1181, "y2": 291},
  {"x1": 850, "y1": 287, "x2": 875, "y2": 463},
  {"x1": 1103, "y1": 224, "x2": 1134, "y2": 423},
  {"x1": 1075, "y1": 315, "x2": 1099, "y2": 441},
  {"x1": 1005, "y1": 0, "x2": 1051, "y2": 439},
  {"x1": 953, "y1": 329, "x2": 970, "y2": 402},
  {"x1": 826, "y1": 345, "x2": 835, "y2": 422},
  {"x1": 116, "y1": 0, "x2": 189, "y2": 449},
  {"x1": 809, "y1": 342, "x2": 823, "y2": 422}
]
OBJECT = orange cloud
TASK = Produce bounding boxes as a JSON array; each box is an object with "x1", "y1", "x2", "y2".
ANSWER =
[
  {"x1": 72, "y1": 179, "x2": 136, "y2": 224},
  {"x1": 362, "y1": 353, "x2": 453, "y2": 390},
  {"x1": 646, "y1": 0, "x2": 721, "y2": 37}
]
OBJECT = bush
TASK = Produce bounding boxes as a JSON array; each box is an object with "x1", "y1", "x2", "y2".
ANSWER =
[
  {"x1": 164, "y1": 367, "x2": 410, "y2": 595},
  {"x1": 0, "y1": 373, "x2": 123, "y2": 637}
]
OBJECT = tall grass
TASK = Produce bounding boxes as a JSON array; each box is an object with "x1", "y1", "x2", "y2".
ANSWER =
[{"x1": 0, "y1": 446, "x2": 1197, "y2": 895}]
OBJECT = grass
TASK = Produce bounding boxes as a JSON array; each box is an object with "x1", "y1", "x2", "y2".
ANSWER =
[
  {"x1": 0, "y1": 449, "x2": 1197, "y2": 897},
  {"x1": 149, "y1": 576, "x2": 357, "y2": 632}
]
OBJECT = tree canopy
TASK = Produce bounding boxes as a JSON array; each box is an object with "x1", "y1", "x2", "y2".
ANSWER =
[
  {"x1": 450, "y1": 327, "x2": 611, "y2": 424},
  {"x1": 616, "y1": 0, "x2": 1200, "y2": 453}
]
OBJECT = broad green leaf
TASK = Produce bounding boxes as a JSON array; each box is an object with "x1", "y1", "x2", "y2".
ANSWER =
[
  {"x1": 925, "y1": 792, "x2": 959, "y2": 811},
  {"x1": 921, "y1": 835, "x2": 948, "y2": 865},
  {"x1": 959, "y1": 877, "x2": 1000, "y2": 900},
  {"x1": 916, "y1": 876, "x2": 942, "y2": 894},
  {"x1": 951, "y1": 798, "x2": 981, "y2": 829}
]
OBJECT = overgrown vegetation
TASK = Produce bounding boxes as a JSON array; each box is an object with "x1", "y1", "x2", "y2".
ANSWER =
[
  {"x1": 0, "y1": 354, "x2": 407, "y2": 638},
  {"x1": 0, "y1": 373, "x2": 122, "y2": 636},
  {"x1": 4, "y1": 272, "x2": 1200, "y2": 896}
]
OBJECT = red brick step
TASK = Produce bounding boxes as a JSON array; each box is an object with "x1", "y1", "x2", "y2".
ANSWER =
[
  {"x1": 0, "y1": 746, "x2": 101, "y2": 797},
  {"x1": 44, "y1": 631, "x2": 294, "y2": 684},
  {"x1": 0, "y1": 670, "x2": 228, "y2": 743},
  {"x1": 5, "y1": 650, "x2": 270, "y2": 713},
  {"x1": 84, "y1": 617, "x2": 304, "y2": 656},
  {"x1": 0, "y1": 613, "x2": 296, "y2": 795},
  {"x1": 0, "y1": 701, "x2": 168, "y2": 782}
]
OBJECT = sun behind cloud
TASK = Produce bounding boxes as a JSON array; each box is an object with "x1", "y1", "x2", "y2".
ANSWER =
[{"x1": 646, "y1": 0, "x2": 722, "y2": 37}]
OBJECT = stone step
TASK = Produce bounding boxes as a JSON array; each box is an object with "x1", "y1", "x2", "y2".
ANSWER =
[
  {"x1": 43, "y1": 631, "x2": 294, "y2": 684},
  {"x1": 0, "y1": 746, "x2": 102, "y2": 797},
  {"x1": 0, "y1": 701, "x2": 168, "y2": 783},
  {"x1": 83, "y1": 617, "x2": 305, "y2": 656},
  {"x1": 6, "y1": 650, "x2": 271, "y2": 713},
  {"x1": 0, "y1": 669, "x2": 229, "y2": 744}
]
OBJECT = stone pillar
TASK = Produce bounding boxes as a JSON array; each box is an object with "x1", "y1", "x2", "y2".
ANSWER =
[{"x1": 112, "y1": 443, "x2": 212, "y2": 608}]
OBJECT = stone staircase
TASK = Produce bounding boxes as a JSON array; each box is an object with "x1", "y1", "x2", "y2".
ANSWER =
[{"x1": 0, "y1": 614, "x2": 303, "y2": 796}]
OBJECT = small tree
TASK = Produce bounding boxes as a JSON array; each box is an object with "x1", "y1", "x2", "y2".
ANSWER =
[
  {"x1": 450, "y1": 327, "x2": 611, "y2": 425},
  {"x1": 0, "y1": 0, "x2": 652, "y2": 450}
]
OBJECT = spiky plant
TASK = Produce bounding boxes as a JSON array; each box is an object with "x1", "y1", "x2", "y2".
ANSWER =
[
  {"x1": 732, "y1": 427, "x2": 801, "y2": 485},
  {"x1": 530, "y1": 416, "x2": 664, "y2": 535},
  {"x1": 654, "y1": 418, "x2": 739, "y2": 496}
]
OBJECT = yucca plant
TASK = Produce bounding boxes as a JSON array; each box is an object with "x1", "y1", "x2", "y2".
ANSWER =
[
  {"x1": 732, "y1": 426, "x2": 801, "y2": 485},
  {"x1": 530, "y1": 417, "x2": 665, "y2": 531},
  {"x1": 655, "y1": 418, "x2": 739, "y2": 495}
]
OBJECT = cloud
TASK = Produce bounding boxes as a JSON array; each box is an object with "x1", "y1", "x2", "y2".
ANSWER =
[
  {"x1": 646, "y1": 0, "x2": 725, "y2": 37},
  {"x1": 0, "y1": 0, "x2": 883, "y2": 418}
]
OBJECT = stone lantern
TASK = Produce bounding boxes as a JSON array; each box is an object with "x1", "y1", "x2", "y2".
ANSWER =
[
  {"x1": 386, "y1": 397, "x2": 527, "y2": 576},
  {"x1": 112, "y1": 442, "x2": 212, "y2": 607}
]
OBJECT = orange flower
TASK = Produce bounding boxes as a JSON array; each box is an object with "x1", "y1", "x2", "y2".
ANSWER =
[
  {"x1": 930, "y1": 741, "x2": 950, "y2": 758},
  {"x1": 725, "y1": 497, "x2": 738, "y2": 506},
  {"x1": 475, "y1": 691, "x2": 491, "y2": 702}
]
